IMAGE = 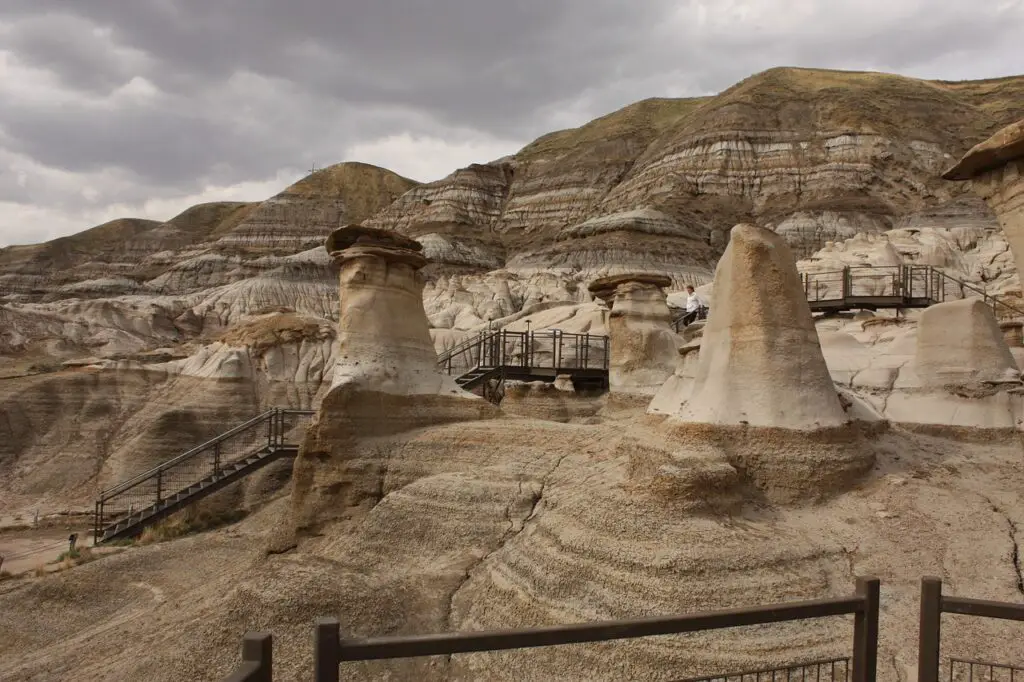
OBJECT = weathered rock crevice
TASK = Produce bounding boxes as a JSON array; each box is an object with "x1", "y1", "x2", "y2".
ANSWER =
[{"x1": 980, "y1": 493, "x2": 1024, "y2": 596}]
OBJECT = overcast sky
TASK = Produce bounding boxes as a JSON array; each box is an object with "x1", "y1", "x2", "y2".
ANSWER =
[{"x1": 1, "y1": 0, "x2": 1023, "y2": 246}]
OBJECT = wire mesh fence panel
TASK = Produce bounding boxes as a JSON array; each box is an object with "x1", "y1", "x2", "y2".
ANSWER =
[
  {"x1": 801, "y1": 270, "x2": 846, "y2": 302},
  {"x1": 949, "y1": 659, "x2": 1024, "y2": 682},
  {"x1": 676, "y1": 657, "x2": 850, "y2": 682},
  {"x1": 847, "y1": 266, "x2": 901, "y2": 297}
]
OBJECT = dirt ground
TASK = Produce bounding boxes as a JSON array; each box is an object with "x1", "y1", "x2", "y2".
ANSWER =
[
  {"x1": 0, "y1": 520, "x2": 94, "y2": 576},
  {"x1": 1, "y1": 415, "x2": 1024, "y2": 681}
]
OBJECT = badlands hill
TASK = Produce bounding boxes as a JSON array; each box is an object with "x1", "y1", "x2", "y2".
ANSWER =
[
  {"x1": 2, "y1": 68, "x2": 1024, "y2": 680},
  {"x1": 2, "y1": 68, "x2": 1024, "y2": 371}
]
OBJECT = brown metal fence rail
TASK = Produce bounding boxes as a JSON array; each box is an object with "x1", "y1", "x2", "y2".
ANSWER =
[
  {"x1": 918, "y1": 576, "x2": 1024, "y2": 681},
  {"x1": 223, "y1": 633, "x2": 272, "y2": 682},
  {"x1": 233, "y1": 577, "x2": 877, "y2": 682}
]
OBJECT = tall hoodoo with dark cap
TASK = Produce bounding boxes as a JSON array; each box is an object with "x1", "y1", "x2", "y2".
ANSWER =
[
  {"x1": 325, "y1": 225, "x2": 463, "y2": 395},
  {"x1": 588, "y1": 273, "x2": 679, "y2": 396},
  {"x1": 288, "y1": 225, "x2": 497, "y2": 536}
]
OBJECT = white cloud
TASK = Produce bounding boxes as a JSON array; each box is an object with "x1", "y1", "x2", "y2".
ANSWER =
[
  {"x1": 0, "y1": 168, "x2": 303, "y2": 246},
  {"x1": 345, "y1": 133, "x2": 527, "y2": 184}
]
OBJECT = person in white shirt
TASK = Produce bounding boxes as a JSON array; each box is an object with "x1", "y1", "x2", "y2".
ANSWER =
[{"x1": 681, "y1": 285, "x2": 707, "y2": 327}]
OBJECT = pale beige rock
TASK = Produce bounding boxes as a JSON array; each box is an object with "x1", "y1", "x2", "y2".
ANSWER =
[
  {"x1": 1001, "y1": 320, "x2": 1023, "y2": 347},
  {"x1": 944, "y1": 120, "x2": 1024, "y2": 290},
  {"x1": 325, "y1": 226, "x2": 476, "y2": 398},
  {"x1": 589, "y1": 273, "x2": 679, "y2": 396},
  {"x1": 913, "y1": 299, "x2": 1020, "y2": 388},
  {"x1": 670, "y1": 224, "x2": 847, "y2": 429},
  {"x1": 500, "y1": 380, "x2": 602, "y2": 423}
]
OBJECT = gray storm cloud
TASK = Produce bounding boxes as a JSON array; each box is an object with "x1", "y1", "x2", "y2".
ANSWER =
[{"x1": 0, "y1": 0, "x2": 1023, "y2": 245}]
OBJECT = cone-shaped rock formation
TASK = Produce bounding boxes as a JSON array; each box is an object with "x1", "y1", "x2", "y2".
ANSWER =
[
  {"x1": 671, "y1": 224, "x2": 847, "y2": 429},
  {"x1": 914, "y1": 299, "x2": 1020, "y2": 388}
]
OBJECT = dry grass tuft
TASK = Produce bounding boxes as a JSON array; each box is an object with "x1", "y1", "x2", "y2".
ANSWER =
[{"x1": 138, "y1": 508, "x2": 246, "y2": 545}]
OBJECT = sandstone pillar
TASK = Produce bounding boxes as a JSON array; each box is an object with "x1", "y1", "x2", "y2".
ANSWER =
[
  {"x1": 327, "y1": 225, "x2": 457, "y2": 395},
  {"x1": 288, "y1": 226, "x2": 497, "y2": 537},
  {"x1": 587, "y1": 273, "x2": 678, "y2": 396},
  {"x1": 943, "y1": 120, "x2": 1024, "y2": 278}
]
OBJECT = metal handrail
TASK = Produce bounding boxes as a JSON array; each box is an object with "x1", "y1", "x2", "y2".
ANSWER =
[
  {"x1": 436, "y1": 330, "x2": 497, "y2": 367},
  {"x1": 931, "y1": 269, "x2": 1024, "y2": 319},
  {"x1": 98, "y1": 408, "x2": 315, "y2": 500},
  {"x1": 97, "y1": 409, "x2": 278, "y2": 499},
  {"x1": 440, "y1": 329, "x2": 610, "y2": 376}
]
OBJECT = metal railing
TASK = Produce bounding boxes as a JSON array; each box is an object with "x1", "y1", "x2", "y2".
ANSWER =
[
  {"x1": 93, "y1": 408, "x2": 314, "y2": 543},
  {"x1": 436, "y1": 330, "x2": 495, "y2": 375},
  {"x1": 918, "y1": 577, "x2": 1024, "y2": 681},
  {"x1": 679, "y1": 657, "x2": 850, "y2": 682},
  {"x1": 799, "y1": 265, "x2": 1024, "y2": 319},
  {"x1": 438, "y1": 329, "x2": 610, "y2": 376},
  {"x1": 949, "y1": 658, "x2": 1024, "y2": 681},
  {"x1": 301, "y1": 577, "x2": 878, "y2": 682},
  {"x1": 224, "y1": 633, "x2": 273, "y2": 682},
  {"x1": 673, "y1": 306, "x2": 709, "y2": 333}
]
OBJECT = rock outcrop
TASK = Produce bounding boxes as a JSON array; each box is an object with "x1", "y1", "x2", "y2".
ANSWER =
[
  {"x1": 670, "y1": 224, "x2": 847, "y2": 429},
  {"x1": 288, "y1": 226, "x2": 497, "y2": 535},
  {"x1": 913, "y1": 299, "x2": 1020, "y2": 388},
  {"x1": 944, "y1": 119, "x2": 1024, "y2": 281},
  {"x1": 589, "y1": 273, "x2": 679, "y2": 397}
]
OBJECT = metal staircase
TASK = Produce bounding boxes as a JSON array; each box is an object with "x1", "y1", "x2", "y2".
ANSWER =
[{"x1": 93, "y1": 408, "x2": 314, "y2": 544}]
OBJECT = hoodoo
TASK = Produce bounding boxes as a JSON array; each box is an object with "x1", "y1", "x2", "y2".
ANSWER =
[
  {"x1": 288, "y1": 225, "x2": 498, "y2": 535},
  {"x1": 913, "y1": 299, "x2": 1020, "y2": 388},
  {"x1": 588, "y1": 273, "x2": 679, "y2": 397},
  {"x1": 325, "y1": 225, "x2": 468, "y2": 396}
]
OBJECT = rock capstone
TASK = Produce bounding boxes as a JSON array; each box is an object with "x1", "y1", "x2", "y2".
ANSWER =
[{"x1": 944, "y1": 120, "x2": 1024, "y2": 282}]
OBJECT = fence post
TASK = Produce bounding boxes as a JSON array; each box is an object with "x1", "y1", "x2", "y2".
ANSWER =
[
  {"x1": 852, "y1": 577, "x2": 879, "y2": 682},
  {"x1": 93, "y1": 500, "x2": 101, "y2": 544},
  {"x1": 155, "y1": 470, "x2": 162, "y2": 503},
  {"x1": 241, "y1": 632, "x2": 273, "y2": 682},
  {"x1": 918, "y1": 577, "x2": 942, "y2": 682},
  {"x1": 315, "y1": 617, "x2": 341, "y2": 682}
]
